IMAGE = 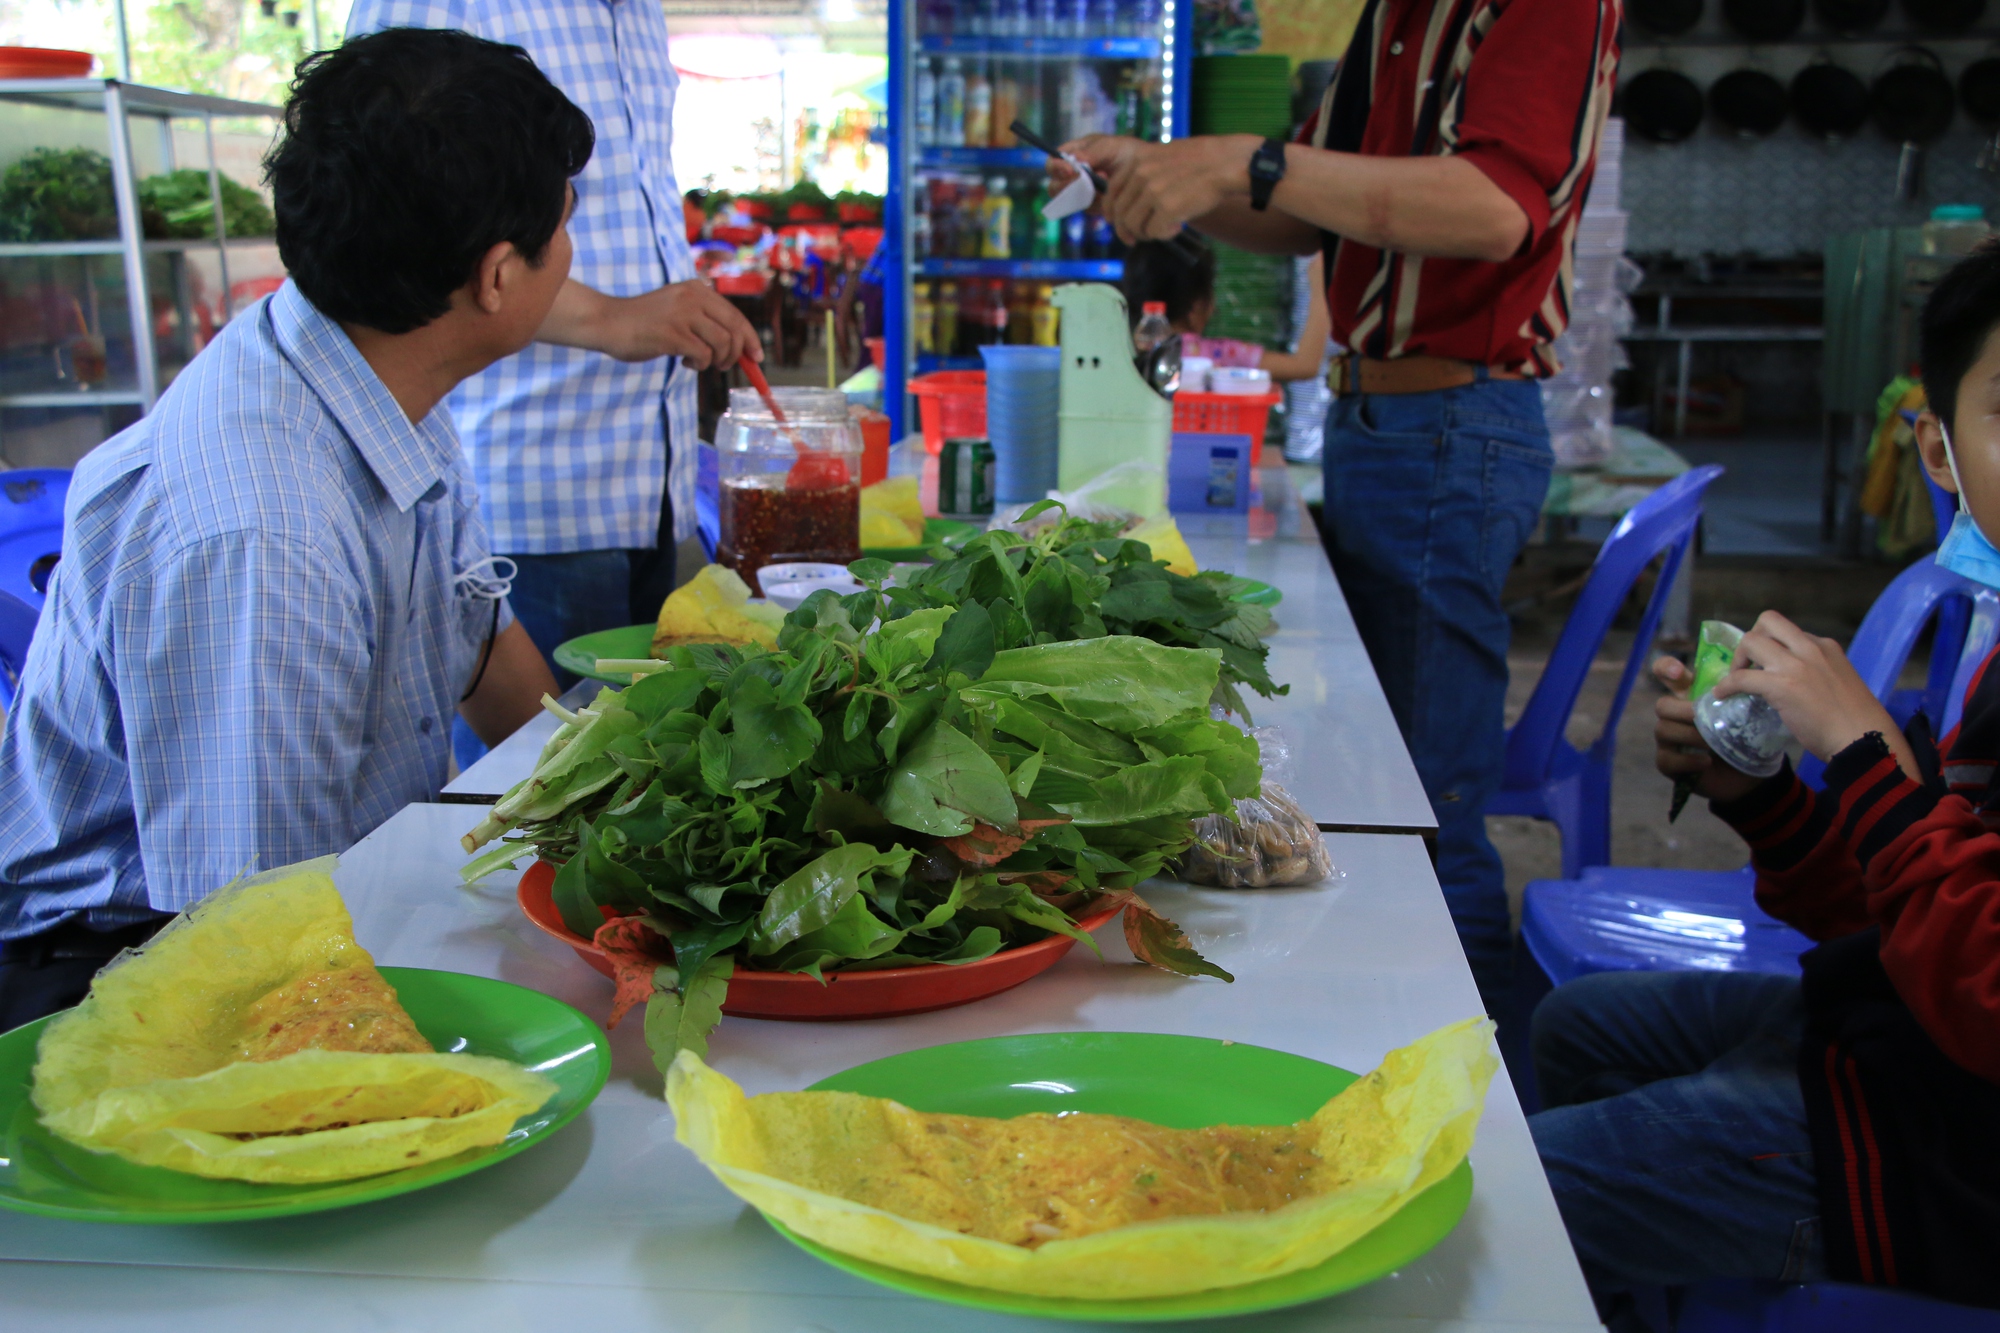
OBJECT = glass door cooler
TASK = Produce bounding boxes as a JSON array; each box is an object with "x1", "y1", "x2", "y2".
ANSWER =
[{"x1": 883, "y1": 0, "x2": 1192, "y2": 435}]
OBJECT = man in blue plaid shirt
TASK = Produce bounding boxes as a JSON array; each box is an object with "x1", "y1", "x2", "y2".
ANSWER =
[
  {"x1": 0, "y1": 31, "x2": 586, "y2": 1028},
  {"x1": 346, "y1": 0, "x2": 761, "y2": 702}
]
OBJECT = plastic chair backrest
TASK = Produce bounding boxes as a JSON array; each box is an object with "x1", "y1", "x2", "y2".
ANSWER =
[
  {"x1": 0, "y1": 468, "x2": 70, "y2": 610},
  {"x1": 0, "y1": 586, "x2": 39, "y2": 712},
  {"x1": 1942, "y1": 583, "x2": 2000, "y2": 737},
  {"x1": 1503, "y1": 465, "x2": 1724, "y2": 789}
]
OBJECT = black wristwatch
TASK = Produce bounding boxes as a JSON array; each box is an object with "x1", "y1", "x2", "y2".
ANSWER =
[{"x1": 1248, "y1": 137, "x2": 1287, "y2": 212}]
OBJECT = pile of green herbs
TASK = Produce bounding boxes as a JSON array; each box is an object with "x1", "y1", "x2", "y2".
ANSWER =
[
  {"x1": 137, "y1": 169, "x2": 275, "y2": 239},
  {"x1": 0, "y1": 148, "x2": 117, "y2": 242},
  {"x1": 463, "y1": 586, "x2": 1255, "y2": 1068},
  {"x1": 885, "y1": 507, "x2": 1286, "y2": 720}
]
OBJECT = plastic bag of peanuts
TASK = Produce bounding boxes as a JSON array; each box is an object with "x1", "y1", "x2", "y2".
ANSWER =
[{"x1": 1178, "y1": 727, "x2": 1332, "y2": 888}]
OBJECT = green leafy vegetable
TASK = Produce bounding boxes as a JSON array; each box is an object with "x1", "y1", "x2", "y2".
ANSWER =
[
  {"x1": 136, "y1": 168, "x2": 274, "y2": 239},
  {"x1": 0, "y1": 148, "x2": 115, "y2": 242}
]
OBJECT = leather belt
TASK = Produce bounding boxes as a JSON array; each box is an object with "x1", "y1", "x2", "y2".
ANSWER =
[{"x1": 1328, "y1": 354, "x2": 1526, "y2": 397}]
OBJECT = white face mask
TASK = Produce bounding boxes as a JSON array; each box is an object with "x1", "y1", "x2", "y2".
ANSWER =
[{"x1": 1935, "y1": 422, "x2": 2000, "y2": 589}]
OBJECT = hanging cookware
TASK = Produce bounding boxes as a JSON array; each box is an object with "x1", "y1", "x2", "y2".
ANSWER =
[
  {"x1": 1710, "y1": 69, "x2": 1790, "y2": 136},
  {"x1": 1961, "y1": 55, "x2": 2000, "y2": 170},
  {"x1": 1793, "y1": 61, "x2": 1871, "y2": 138},
  {"x1": 1631, "y1": 0, "x2": 1706, "y2": 33},
  {"x1": 1874, "y1": 47, "x2": 1956, "y2": 199},
  {"x1": 1620, "y1": 68, "x2": 1707, "y2": 143},
  {"x1": 1901, "y1": 0, "x2": 1985, "y2": 33},
  {"x1": 1813, "y1": 0, "x2": 1890, "y2": 31},
  {"x1": 1723, "y1": 0, "x2": 1806, "y2": 40}
]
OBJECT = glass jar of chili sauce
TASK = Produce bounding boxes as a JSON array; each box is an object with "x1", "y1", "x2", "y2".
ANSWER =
[{"x1": 715, "y1": 387, "x2": 863, "y2": 595}]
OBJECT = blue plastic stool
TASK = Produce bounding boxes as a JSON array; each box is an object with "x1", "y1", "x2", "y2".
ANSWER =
[
  {"x1": 0, "y1": 468, "x2": 69, "y2": 611},
  {"x1": 1678, "y1": 1277, "x2": 2000, "y2": 1331},
  {"x1": 1487, "y1": 465, "x2": 1725, "y2": 878},
  {"x1": 0, "y1": 587, "x2": 38, "y2": 711}
]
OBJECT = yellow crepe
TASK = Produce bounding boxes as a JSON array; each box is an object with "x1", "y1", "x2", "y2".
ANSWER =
[
  {"x1": 668, "y1": 1017, "x2": 1496, "y2": 1299},
  {"x1": 1127, "y1": 513, "x2": 1198, "y2": 577},
  {"x1": 860, "y1": 475, "x2": 926, "y2": 546},
  {"x1": 32, "y1": 858, "x2": 555, "y2": 1184},
  {"x1": 652, "y1": 563, "x2": 785, "y2": 654}
]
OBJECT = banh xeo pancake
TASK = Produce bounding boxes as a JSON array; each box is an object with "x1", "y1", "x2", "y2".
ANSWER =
[
  {"x1": 31, "y1": 857, "x2": 556, "y2": 1184},
  {"x1": 668, "y1": 1017, "x2": 1496, "y2": 1299}
]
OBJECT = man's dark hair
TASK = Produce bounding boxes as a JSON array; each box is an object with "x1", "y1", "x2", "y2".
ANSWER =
[
  {"x1": 1121, "y1": 238, "x2": 1215, "y2": 330},
  {"x1": 1921, "y1": 239, "x2": 2000, "y2": 434},
  {"x1": 265, "y1": 28, "x2": 594, "y2": 334}
]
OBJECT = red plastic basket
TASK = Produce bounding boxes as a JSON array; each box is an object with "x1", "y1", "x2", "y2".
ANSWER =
[
  {"x1": 910, "y1": 370, "x2": 987, "y2": 453},
  {"x1": 1173, "y1": 390, "x2": 1282, "y2": 467}
]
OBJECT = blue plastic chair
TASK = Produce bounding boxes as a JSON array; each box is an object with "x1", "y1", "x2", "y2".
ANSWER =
[
  {"x1": 1486, "y1": 465, "x2": 1725, "y2": 879},
  {"x1": 696, "y1": 443, "x2": 720, "y2": 561},
  {"x1": 1519, "y1": 557, "x2": 2000, "y2": 995},
  {"x1": 0, "y1": 587, "x2": 39, "y2": 712},
  {"x1": 0, "y1": 468, "x2": 69, "y2": 611}
]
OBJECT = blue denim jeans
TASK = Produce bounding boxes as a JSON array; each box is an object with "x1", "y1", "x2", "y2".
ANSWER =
[
  {"x1": 1530, "y1": 971, "x2": 1824, "y2": 1318},
  {"x1": 1320, "y1": 378, "x2": 1551, "y2": 1005}
]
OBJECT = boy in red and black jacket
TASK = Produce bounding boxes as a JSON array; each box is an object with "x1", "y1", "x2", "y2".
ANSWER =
[{"x1": 1530, "y1": 244, "x2": 2000, "y2": 1326}]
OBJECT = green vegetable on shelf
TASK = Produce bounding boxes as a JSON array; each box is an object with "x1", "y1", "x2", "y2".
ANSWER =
[
  {"x1": 0, "y1": 147, "x2": 117, "y2": 243},
  {"x1": 461, "y1": 591, "x2": 1255, "y2": 1067},
  {"x1": 137, "y1": 169, "x2": 275, "y2": 239}
]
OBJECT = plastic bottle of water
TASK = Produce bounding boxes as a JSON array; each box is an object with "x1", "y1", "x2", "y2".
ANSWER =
[
  {"x1": 937, "y1": 58, "x2": 966, "y2": 148},
  {"x1": 915, "y1": 58, "x2": 938, "y2": 147},
  {"x1": 1133, "y1": 301, "x2": 1173, "y2": 355}
]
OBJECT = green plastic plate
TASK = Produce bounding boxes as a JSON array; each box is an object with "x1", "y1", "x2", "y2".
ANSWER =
[
  {"x1": 768, "y1": 1032, "x2": 1472, "y2": 1322},
  {"x1": 554, "y1": 624, "x2": 661, "y2": 684},
  {"x1": 0, "y1": 967, "x2": 609, "y2": 1223},
  {"x1": 860, "y1": 516, "x2": 983, "y2": 563}
]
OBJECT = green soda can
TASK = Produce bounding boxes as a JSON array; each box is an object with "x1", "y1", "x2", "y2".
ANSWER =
[{"x1": 939, "y1": 437, "x2": 995, "y2": 518}]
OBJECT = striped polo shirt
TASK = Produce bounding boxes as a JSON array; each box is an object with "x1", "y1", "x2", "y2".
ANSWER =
[{"x1": 1303, "y1": 0, "x2": 1622, "y2": 376}]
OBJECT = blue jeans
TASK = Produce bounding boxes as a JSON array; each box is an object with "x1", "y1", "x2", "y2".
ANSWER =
[
  {"x1": 1530, "y1": 971, "x2": 1824, "y2": 1314},
  {"x1": 1320, "y1": 378, "x2": 1551, "y2": 1006}
]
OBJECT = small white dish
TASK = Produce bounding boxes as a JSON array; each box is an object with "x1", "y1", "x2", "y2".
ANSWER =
[{"x1": 758, "y1": 562, "x2": 863, "y2": 611}]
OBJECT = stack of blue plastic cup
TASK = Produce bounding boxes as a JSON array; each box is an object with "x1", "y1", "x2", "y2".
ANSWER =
[{"x1": 979, "y1": 344, "x2": 1061, "y2": 505}]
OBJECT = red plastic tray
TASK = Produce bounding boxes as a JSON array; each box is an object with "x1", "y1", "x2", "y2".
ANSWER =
[
  {"x1": 910, "y1": 370, "x2": 987, "y2": 454},
  {"x1": 1173, "y1": 390, "x2": 1282, "y2": 468},
  {"x1": 517, "y1": 859, "x2": 1118, "y2": 1021}
]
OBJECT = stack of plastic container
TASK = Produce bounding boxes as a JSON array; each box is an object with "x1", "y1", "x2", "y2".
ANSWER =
[
  {"x1": 979, "y1": 344, "x2": 1061, "y2": 504},
  {"x1": 1282, "y1": 254, "x2": 1335, "y2": 463},
  {"x1": 1540, "y1": 117, "x2": 1636, "y2": 470}
]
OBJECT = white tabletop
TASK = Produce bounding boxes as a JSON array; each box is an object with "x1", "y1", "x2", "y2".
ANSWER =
[
  {"x1": 446, "y1": 472, "x2": 1436, "y2": 836},
  {"x1": 0, "y1": 804, "x2": 1594, "y2": 1332}
]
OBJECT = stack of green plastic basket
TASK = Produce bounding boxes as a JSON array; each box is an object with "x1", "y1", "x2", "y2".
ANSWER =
[
  {"x1": 1203, "y1": 240, "x2": 1293, "y2": 350},
  {"x1": 1191, "y1": 54, "x2": 1293, "y2": 141}
]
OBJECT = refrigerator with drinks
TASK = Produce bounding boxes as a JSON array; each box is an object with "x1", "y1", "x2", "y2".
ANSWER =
[{"x1": 883, "y1": 0, "x2": 1192, "y2": 435}]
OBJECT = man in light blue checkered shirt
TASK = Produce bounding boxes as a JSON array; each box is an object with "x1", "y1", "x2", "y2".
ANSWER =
[
  {"x1": 346, "y1": 0, "x2": 761, "y2": 694},
  {"x1": 0, "y1": 30, "x2": 586, "y2": 1028}
]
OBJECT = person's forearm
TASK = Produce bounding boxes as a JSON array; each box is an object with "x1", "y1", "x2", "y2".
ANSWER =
[
  {"x1": 1188, "y1": 200, "x2": 1322, "y2": 256},
  {"x1": 459, "y1": 619, "x2": 560, "y2": 747},
  {"x1": 535, "y1": 279, "x2": 617, "y2": 352}
]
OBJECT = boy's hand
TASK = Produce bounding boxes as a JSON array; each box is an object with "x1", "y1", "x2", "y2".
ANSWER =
[
  {"x1": 1654, "y1": 656, "x2": 1765, "y2": 804},
  {"x1": 1713, "y1": 611, "x2": 1917, "y2": 777}
]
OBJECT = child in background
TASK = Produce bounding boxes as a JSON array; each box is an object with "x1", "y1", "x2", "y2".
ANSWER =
[
  {"x1": 1529, "y1": 241, "x2": 2000, "y2": 1328},
  {"x1": 1120, "y1": 239, "x2": 1331, "y2": 383}
]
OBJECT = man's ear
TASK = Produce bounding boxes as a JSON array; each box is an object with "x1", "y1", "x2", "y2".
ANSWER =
[
  {"x1": 1916, "y1": 408, "x2": 1958, "y2": 495},
  {"x1": 470, "y1": 239, "x2": 517, "y2": 315}
]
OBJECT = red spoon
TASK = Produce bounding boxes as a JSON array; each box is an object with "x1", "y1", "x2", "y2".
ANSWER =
[{"x1": 739, "y1": 357, "x2": 847, "y2": 491}]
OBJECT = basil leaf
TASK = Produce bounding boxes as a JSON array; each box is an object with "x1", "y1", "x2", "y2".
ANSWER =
[
  {"x1": 926, "y1": 601, "x2": 996, "y2": 681},
  {"x1": 879, "y1": 720, "x2": 1019, "y2": 836},
  {"x1": 644, "y1": 953, "x2": 733, "y2": 1073},
  {"x1": 752, "y1": 842, "x2": 915, "y2": 954}
]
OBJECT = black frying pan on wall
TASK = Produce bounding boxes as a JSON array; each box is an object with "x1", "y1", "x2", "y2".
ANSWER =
[
  {"x1": 1620, "y1": 68, "x2": 1707, "y2": 142},
  {"x1": 1630, "y1": 0, "x2": 1706, "y2": 33},
  {"x1": 1723, "y1": 0, "x2": 1808, "y2": 39},
  {"x1": 1874, "y1": 47, "x2": 1957, "y2": 198},
  {"x1": 1711, "y1": 69, "x2": 1790, "y2": 136},
  {"x1": 1961, "y1": 55, "x2": 2000, "y2": 169},
  {"x1": 1813, "y1": 0, "x2": 1890, "y2": 30},
  {"x1": 1793, "y1": 62, "x2": 1871, "y2": 138},
  {"x1": 1902, "y1": 0, "x2": 1986, "y2": 33}
]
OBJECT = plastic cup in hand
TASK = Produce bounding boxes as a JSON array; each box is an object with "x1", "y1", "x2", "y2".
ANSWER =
[{"x1": 1694, "y1": 689, "x2": 1791, "y2": 778}]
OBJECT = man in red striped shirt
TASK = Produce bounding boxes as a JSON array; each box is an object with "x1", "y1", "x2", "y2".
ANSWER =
[{"x1": 1069, "y1": 0, "x2": 1620, "y2": 1012}]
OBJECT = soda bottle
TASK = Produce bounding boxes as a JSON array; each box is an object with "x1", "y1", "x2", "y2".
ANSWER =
[
  {"x1": 981, "y1": 177, "x2": 1012, "y2": 258},
  {"x1": 1089, "y1": 213, "x2": 1117, "y2": 259},
  {"x1": 985, "y1": 279, "x2": 1012, "y2": 345},
  {"x1": 1032, "y1": 0, "x2": 1060, "y2": 38},
  {"x1": 1090, "y1": 0, "x2": 1120, "y2": 37},
  {"x1": 958, "y1": 177, "x2": 985, "y2": 257},
  {"x1": 912, "y1": 204, "x2": 933, "y2": 259},
  {"x1": 1010, "y1": 180, "x2": 1036, "y2": 258},
  {"x1": 1030, "y1": 283, "x2": 1061, "y2": 345},
  {"x1": 937, "y1": 58, "x2": 966, "y2": 147},
  {"x1": 1007, "y1": 281, "x2": 1034, "y2": 344},
  {"x1": 991, "y1": 62, "x2": 1019, "y2": 147},
  {"x1": 1030, "y1": 182, "x2": 1060, "y2": 258},
  {"x1": 1061, "y1": 211, "x2": 1086, "y2": 260},
  {"x1": 964, "y1": 60, "x2": 993, "y2": 148},
  {"x1": 1114, "y1": 72, "x2": 1140, "y2": 137},
  {"x1": 937, "y1": 281, "x2": 961, "y2": 357},
  {"x1": 915, "y1": 58, "x2": 938, "y2": 147},
  {"x1": 1065, "y1": 0, "x2": 1089, "y2": 39},
  {"x1": 1133, "y1": 301, "x2": 1173, "y2": 355},
  {"x1": 995, "y1": 0, "x2": 1028, "y2": 38},
  {"x1": 914, "y1": 282, "x2": 936, "y2": 355}
]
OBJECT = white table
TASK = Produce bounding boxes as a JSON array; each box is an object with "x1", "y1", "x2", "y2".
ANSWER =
[
  {"x1": 0, "y1": 804, "x2": 1594, "y2": 1332},
  {"x1": 447, "y1": 471, "x2": 1437, "y2": 837}
]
